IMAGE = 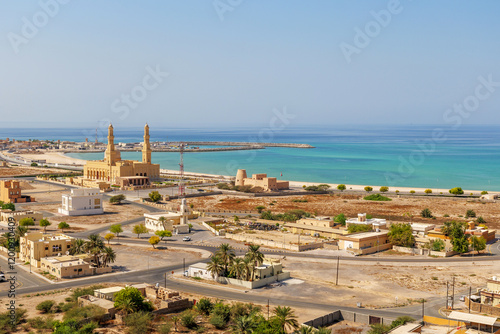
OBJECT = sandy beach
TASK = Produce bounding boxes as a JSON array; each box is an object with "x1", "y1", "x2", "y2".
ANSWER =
[{"x1": 13, "y1": 151, "x2": 498, "y2": 195}]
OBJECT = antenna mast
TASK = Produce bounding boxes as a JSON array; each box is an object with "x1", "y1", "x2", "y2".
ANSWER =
[{"x1": 178, "y1": 142, "x2": 185, "y2": 197}]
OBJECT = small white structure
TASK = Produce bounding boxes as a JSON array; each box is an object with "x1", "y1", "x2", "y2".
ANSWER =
[
  {"x1": 410, "y1": 223, "x2": 435, "y2": 236},
  {"x1": 180, "y1": 198, "x2": 189, "y2": 225},
  {"x1": 346, "y1": 213, "x2": 386, "y2": 228},
  {"x1": 143, "y1": 212, "x2": 189, "y2": 234},
  {"x1": 58, "y1": 189, "x2": 103, "y2": 216},
  {"x1": 188, "y1": 262, "x2": 212, "y2": 279}
]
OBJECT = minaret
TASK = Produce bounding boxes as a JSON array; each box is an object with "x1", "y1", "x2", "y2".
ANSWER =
[
  {"x1": 142, "y1": 123, "x2": 152, "y2": 164},
  {"x1": 104, "y1": 124, "x2": 121, "y2": 165}
]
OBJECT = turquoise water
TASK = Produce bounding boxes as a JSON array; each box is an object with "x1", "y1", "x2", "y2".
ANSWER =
[{"x1": 50, "y1": 125, "x2": 500, "y2": 191}]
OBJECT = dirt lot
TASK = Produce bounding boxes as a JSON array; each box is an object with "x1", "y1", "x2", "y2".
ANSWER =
[
  {"x1": 252, "y1": 255, "x2": 498, "y2": 309},
  {"x1": 0, "y1": 164, "x2": 75, "y2": 177},
  {"x1": 182, "y1": 194, "x2": 500, "y2": 229}
]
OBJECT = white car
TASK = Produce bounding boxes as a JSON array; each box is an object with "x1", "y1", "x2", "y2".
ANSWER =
[
  {"x1": 0, "y1": 274, "x2": 5, "y2": 282},
  {"x1": 183, "y1": 236, "x2": 191, "y2": 241}
]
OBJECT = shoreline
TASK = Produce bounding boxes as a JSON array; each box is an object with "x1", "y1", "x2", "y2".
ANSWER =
[{"x1": 8, "y1": 151, "x2": 499, "y2": 194}]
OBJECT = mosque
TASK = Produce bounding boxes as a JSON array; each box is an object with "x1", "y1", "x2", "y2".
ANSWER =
[{"x1": 82, "y1": 124, "x2": 160, "y2": 187}]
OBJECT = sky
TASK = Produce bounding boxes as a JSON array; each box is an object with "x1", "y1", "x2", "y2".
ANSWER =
[{"x1": 0, "y1": 0, "x2": 499, "y2": 129}]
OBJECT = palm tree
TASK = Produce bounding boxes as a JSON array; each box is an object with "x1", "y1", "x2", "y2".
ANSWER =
[
  {"x1": 102, "y1": 246, "x2": 116, "y2": 267},
  {"x1": 242, "y1": 256, "x2": 253, "y2": 281},
  {"x1": 217, "y1": 243, "x2": 235, "y2": 276},
  {"x1": 232, "y1": 315, "x2": 258, "y2": 334},
  {"x1": 115, "y1": 297, "x2": 135, "y2": 315},
  {"x1": 273, "y1": 306, "x2": 299, "y2": 333},
  {"x1": 315, "y1": 328, "x2": 331, "y2": 334},
  {"x1": 294, "y1": 326, "x2": 314, "y2": 334},
  {"x1": 69, "y1": 238, "x2": 86, "y2": 255},
  {"x1": 229, "y1": 257, "x2": 245, "y2": 280},
  {"x1": 15, "y1": 226, "x2": 28, "y2": 239},
  {"x1": 158, "y1": 216, "x2": 166, "y2": 230},
  {"x1": 206, "y1": 255, "x2": 224, "y2": 279},
  {"x1": 246, "y1": 244, "x2": 264, "y2": 281},
  {"x1": 85, "y1": 234, "x2": 105, "y2": 267}
]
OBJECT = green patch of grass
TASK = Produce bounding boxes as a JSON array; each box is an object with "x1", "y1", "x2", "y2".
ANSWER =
[
  {"x1": 431, "y1": 277, "x2": 438, "y2": 280},
  {"x1": 363, "y1": 194, "x2": 392, "y2": 201}
]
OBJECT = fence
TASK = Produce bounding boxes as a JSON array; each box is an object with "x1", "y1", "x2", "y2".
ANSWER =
[
  {"x1": 216, "y1": 272, "x2": 290, "y2": 289},
  {"x1": 466, "y1": 297, "x2": 500, "y2": 317},
  {"x1": 392, "y1": 246, "x2": 457, "y2": 257},
  {"x1": 224, "y1": 233, "x2": 324, "y2": 251}
]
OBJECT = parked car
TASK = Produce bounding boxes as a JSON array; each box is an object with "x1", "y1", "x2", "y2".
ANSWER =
[
  {"x1": 0, "y1": 273, "x2": 5, "y2": 282},
  {"x1": 183, "y1": 236, "x2": 191, "y2": 241}
]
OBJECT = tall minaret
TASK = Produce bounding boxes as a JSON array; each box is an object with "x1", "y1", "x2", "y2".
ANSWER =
[
  {"x1": 104, "y1": 124, "x2": 121, "y2": 165},
  {"x1": 142, "y1": 123, "x2": 151, "y2": 164}
]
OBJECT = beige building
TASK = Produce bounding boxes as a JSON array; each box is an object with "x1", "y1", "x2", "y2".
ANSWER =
[
  {"x1": 285, "y1": 217, "x2": 348, "y2": 239},
  {"x1": 40, "y1": 254, "x2": 111, "y2": 279},
  {"x1": 480, "y1": 276, "x2": 500, "y2": 307},
  {"x1": 0, "y1": 180, "x2": 35, "y2": 203},
  {"x1": 346, "y1": 213, "x2": 386, "y2": 229},
  {"x1": 19, "y1": 232, "x2": 73, "y2": 268},
  {"x1": 338, "y1": 231, "x2": 391, "y2": 255},
  {"x1": 144, "y1": 212, "x2": 190, "y2": 234},
  {"x1": 0, "y1": 209, "x2": 43, "y2": 223},
  {"x1": 83, "y1": 124, "x2": 160, "y2": 186},
  {"x1": 235, "y1": 169, "x2": 289, "y2": 191}
]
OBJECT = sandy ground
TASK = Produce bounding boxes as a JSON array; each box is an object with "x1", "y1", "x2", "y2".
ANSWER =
[
  {"x1": 248, "y1": 255, "x2": 498, "y2": 309},
  {"x1": 183, "y1": 194, "x2": 500, "y2": 230},
  {"x1": 0, "y1": 164, "x2": 74, "y2": 177},
  {"x1": 15, "y1": 152, "x2": 87, "y2": 166}
]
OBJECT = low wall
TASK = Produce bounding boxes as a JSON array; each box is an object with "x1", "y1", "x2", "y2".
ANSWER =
[
  {"x1": 393, "y1": 246, "x2": 429, "y2": 256},
  {"x1": 220, "y1": 190, "x2": 328, "y2": 197},
  {"x1": 216, "y1": 272, "x2": 290, "y2": 289},
  {"x1": 166, "y1": 191, "x2": 222, "y2": 200},
  {"x1": 352, "y1": 243, "x2": 392, "y2": 255},
  {"x1": 466, "y1": 297, "x2": 500, "y2": 317},
  {"x1": 225, "y1": 233, "x2": 324, "y2": 252},
  {"x1": 0, "y1": 246, "x2": 19, "y2": 258},
  {"x1": 303, "y1": 310, "x2": 398, "y2": 328},
  {"x1": 430, "y1": 250, "x2": 457, "y2": 257},
  {"x1": 201, "y1": 222, "x2": 225, "y2": 236},
  {"x1": 423, "y1": 315, "x2": 465, "y2": 327}
]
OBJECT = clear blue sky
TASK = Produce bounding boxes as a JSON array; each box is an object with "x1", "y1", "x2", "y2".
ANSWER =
[{"x1": 1, "y1": 1, "x2": 499, "y2": 128}]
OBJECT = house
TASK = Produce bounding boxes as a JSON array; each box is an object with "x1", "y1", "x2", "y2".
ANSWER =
[
  {"x1": 337, "y1": 231, "x2": 391, "y2": 255},
  {"x1": 19, "y1": 232, "x2": 73, "y2": 268},
  {"x1": 346, "y1": 213, "x2": 386, "y2": 229},
  {"x1": 0, "y1": 209, "x2": 43, "y2": 223},
  {"x1": 58, "y1": 188, "x2": 104, "y2": 216},
  {"x1": 40, "y1": 254, "x2": 111, "y2": 279},
  {"x1": 188, "y1": 262, "x2": 212, "y2": 280},
  {"x1": 0, "y1": 180, "x2": 35, "y2": 203},
  {"x1": 410, "y1": 223, "x2": 435, "y2": 236},
  {"x1": 144, "y1": 203, "x2": 191, "y2": 234},
  {"x1": 479, "y1": 276, "x2": 500, "y2": 307},
  {"x1": 285, "y1": 217, "x2": 348, "y2": 239}
]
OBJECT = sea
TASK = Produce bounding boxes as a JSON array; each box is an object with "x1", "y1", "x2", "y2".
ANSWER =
[{"x1": 1, "y1": 125, "x2": 499, "y2": 191}]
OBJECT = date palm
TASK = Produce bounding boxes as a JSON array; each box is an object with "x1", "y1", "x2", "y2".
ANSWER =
[
  {"x1": 69, "y1": 238, "x2": 86, "y2": 255},
  {"x1": 294, "y1": 326, "x2": 314, "y2": 334},
  {"x1": 217, "y1": 243, "x2": 235, "y2": 276},
  {"x1": 206, "y1": 255, "x2": 224, "y2": 279},
  {"x1": 229, "y1": 257, "x2": 245, "y2": 279},
  {"x1": 273, "y1": 306, "x2": 299, "y2": 332},
  {"x1": 102, "y1": 246, "x2": 116, "y2": 267},
  {"x1": 246, "y1": 244, "x2": 264, "y2": 281},
  {"x1": 232, "y1": 315, "x2": 258, "y2": 334}
]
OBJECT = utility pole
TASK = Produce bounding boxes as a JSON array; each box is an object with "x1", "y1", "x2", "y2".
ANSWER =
[
  {"x1": 183, "y1": 258, "x2": 185, "y2": 274},
  {"x1": 422, "y1": 299, "x2": 425, "y2": 322},
  {"x1": 165, "y1": 272, "x2": 167, "y2": 288},
  {"x1": 446, "y1": 282, "x2": 449, "y2": 309},
  {"x1": 267, "y1": 299, "x2": 270, "y2": 320},
  {"x1": 468, "y1": 286, "x2": 471, "y2": 313},
  {"x1": 336, "y1": 256, "x2": 340, "y2": 285},
  {"x1": 452, "y1": 276, "x2": 455, "y2": 309}
]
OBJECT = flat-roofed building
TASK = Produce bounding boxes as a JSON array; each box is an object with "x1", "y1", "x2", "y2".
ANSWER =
[
  {"x1": 235, "y1": 169, "x2": 289, "y2": 191},
  {"x1": 0, "y1": 209, "x2": 43, "y2": 223},
  {"x1": 58, "y1": 188, "x2": 103, "y2": 216},
  {"x1": 346, "y1": 213, "x2": 386, "y2": 229},
  {"x1": 19, "y1": 232, "x2": 73, "y2": 268},
  {"x1": 40, "y1": 254, "x2": 111, "y2": 279},
  {"x1": 0, "y1": 180, "x2": 35, "y2": 203},
  {"x1": 338, "y1": 231, "x2": 391, "y2": 254}
]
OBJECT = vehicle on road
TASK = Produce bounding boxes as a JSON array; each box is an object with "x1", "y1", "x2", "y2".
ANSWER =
[
  {"x1": 183, "y1": 236, "x2": 191, "y2": 241},
  {"x1": 0, "y1": 273, "x2": 6, "y2": 282}
]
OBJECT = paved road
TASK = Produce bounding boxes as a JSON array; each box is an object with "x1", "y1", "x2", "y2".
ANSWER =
[{"x1": 0, "y1": 257, "x2": 47, "y2": 290}]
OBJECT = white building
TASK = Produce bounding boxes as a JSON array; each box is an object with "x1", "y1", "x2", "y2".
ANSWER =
[
  {"x1": 144, "y1": 212, "x2": 180, "y2": 232},
  {"x1": 58, "y1": 189, "x2": 104, "y2": 216},
  {"x1": 346, "y1": 213, "x2": 386, "y2": 229},
  {"x1": 188, "y1": 262, "x2": 212, "y2": 279}
]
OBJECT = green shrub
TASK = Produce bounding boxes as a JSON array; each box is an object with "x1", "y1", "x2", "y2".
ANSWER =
[
  {"x1": 158, "y1": 323, "x2": 172, "y2": 334},
  {"x1": 28, "y1": 316, "x2": 56, "y2": 330},
  {"x1": 36, "y1": 300, "x2": 55, "y2": 314},
  {"x1": 466, "y1": 209, "x2": 476, "y2": 218},
  {"x1": 196, "y1": 298, "x2": 213, "y2": 315},
  {"x1": 364, "y1": 194, "x2": 391, "y2": 201},
  {"x1": 481, "y1": 190, "x2": 488, "y2": 195},
  {"x1": 180, "y1": 310, "x2": 197, "y2": 329},
  {"x1": 209, "y1": 314, "x2": 227, "y2": 329},
  {"x1": 476, "y1": 216, "x2": 486, "y2": 224},
  {"x1": 124, "y1": 312, "x2": 153, "y2": 334},
  {"x1": 347, "y1": 224, "x2": 373, "y2": 233},
  {"x1": 421, "y1": 208, "x2": 433, "y2": 218}
]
